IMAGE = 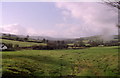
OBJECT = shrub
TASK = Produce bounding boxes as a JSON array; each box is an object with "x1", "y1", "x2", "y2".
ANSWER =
[
  {"x1": 14, "y1": 44, "x2": 20, "y2": 50},
  {"x1": 5, "y1": 43, "x2": 15, "y2": 51},
  {"x1": 32, "y1": 45, "x2": 46, "y2": 50}
]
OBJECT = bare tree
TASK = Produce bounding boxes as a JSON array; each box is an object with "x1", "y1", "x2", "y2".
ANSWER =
[{"x1": 103, "y1": 0, "x2": 120, "y2": 10}]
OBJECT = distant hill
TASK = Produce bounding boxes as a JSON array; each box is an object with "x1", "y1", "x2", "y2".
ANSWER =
[
  {"x1": 29, "y1": 36, "x2": 69, "y2": 41},
  {"x1": 75, "y1": 35, "x2": 118, "y2": 41},
  {"x1": 0, "y1": 33, "x2": 118, "y2": 42},
  {"x1": 0, "y1": 33, "x2": 69, "y2": 41}
]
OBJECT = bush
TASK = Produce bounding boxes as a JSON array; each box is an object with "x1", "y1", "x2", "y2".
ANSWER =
[
  {"x1": 3, "y1": 43, "x2": 20, "y2": 51},
  {"x1": 14, "y1": 44, "x2": 20, "y2": 50},
  {"x1": 47, "y1": 42, "x2": 68, "y2": 50},
  {"x1": 32, "y1": 42, "x2": 68, "y2": 50},
  {"x1": 85, "y1": 44, "x2": 91, "y2": 47},
  {"x1": 5, "y1": 43, "x2": 15, "y2": 51},
  {"x1": 32, "y1": 45, "x2": 46, "y2": 50}
]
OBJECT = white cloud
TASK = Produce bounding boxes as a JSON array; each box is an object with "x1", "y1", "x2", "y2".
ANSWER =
[
  {"x1": 1, "y1": 2, "x2": 118, "y2": 39},
  {"x1": 55, "y1": 2, "x2": 118, "y2": 38},
  {"x1": 27, "y1": 28, "x2": 59, "y2": 37},
  {"x1": 0, "y1": 24, "x2": 27, "y2": 35},
  {"x1": 0, "y1": 24, "x2": 59, "y2": 38}
]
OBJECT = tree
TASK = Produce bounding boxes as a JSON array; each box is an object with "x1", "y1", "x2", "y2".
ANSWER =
[
  {"x1": 26, "y1": 35, "x2": 29, "y2": 39},
  {"x1": 14, "y1": 44, "x2": 19, "y2": 50},
  {"x1": 42, "y1": 38, "x2": 46, "y2": 43},
  {"x1": 46, "y1": 40, "x2": 49, "y2": 43},
  {"x1": 104, "y1": 0, "x2": 120, "y2": 10},
  {"x1": 15, "y1": 37, "x2": 19, "y2": 41},
  {"x1": 8, "y1": 34, "x2": 11, "y2": 37},
  {"x1": 24, "y1": 35, "x2": 29, "y2": 41},
  {"x1": 78, "y1": 41, "x2": 85, "y2": 47},
  {"x1": 5, "y1": 43, "x2": 15, "y2": 51}
]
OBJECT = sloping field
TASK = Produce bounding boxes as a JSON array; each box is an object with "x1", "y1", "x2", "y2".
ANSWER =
[
  {"x1": 0, "y1": 39, "x2": 46, "y2": 47},
  {"x1": 2, "y1": 46, "x2": 119, "y2": 77}
]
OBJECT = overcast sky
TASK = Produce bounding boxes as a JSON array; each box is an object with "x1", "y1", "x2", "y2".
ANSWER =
[{"x1": 1, "y1": 2, "x2": 118, "y2": 38}]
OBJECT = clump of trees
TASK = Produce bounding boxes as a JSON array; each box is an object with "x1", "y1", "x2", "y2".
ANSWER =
[
  {"x1": 32, "y1": 45, "x2": 46, "y2": 50},
  {"x1": 46, "y1": 41, "x2": 68, "y2": 50},
  {"x1": 2, "y1": 33, "x2": 119, "y2": 51},
  {"x1": 32, "y1": 40, "x2": 68, "y2": 50},
  {"x1": 3, "y1": 43, "x2": 20, "y2": 51}
]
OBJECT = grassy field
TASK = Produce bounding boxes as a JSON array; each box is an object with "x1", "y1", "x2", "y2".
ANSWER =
[
  {"x1": 0, "y1": 39, "x2": 46, "y2": 47},
  {"x1": 2, "y1": 46, "x2": 119, "y2": 77}
]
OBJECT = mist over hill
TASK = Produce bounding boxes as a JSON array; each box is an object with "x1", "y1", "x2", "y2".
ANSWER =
[
  {"x1": 0, "y1": 33, "x2": 70, "y2": 41},
  {"x1": 0, "y1": 33, "x2": 118, "y2": 42}
]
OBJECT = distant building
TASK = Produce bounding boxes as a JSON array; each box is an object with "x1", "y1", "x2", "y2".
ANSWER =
[{"x1": 0, "y1": 43, "x2": 7, "y2": 51}]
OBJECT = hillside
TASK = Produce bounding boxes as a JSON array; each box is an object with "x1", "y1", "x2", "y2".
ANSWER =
[
  {"x1": 0, "y1": 33, "x2": 69, "y2": 41},
  {"x1": 0, "y1": 39, "x2": 46, "y2": 47},
  {"x1": 1, "y1": 33, "x2": 118, "y2": 41},
  {"x1": 75, "y1": 35, "x2": 118, "y2": 41}
]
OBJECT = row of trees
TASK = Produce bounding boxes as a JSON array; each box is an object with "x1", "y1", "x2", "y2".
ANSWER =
[
  {"x1": 2, "y1": 40, "x2": 68, "y2": 51},
  {"x1": 2, "y1": 34, "x2": 48, "y2": 43},
  {"x1": 69, "y1": 39, "x2": 119, "y2": 49},
  {"x1": 2, "y1": 41, "x2": 119, "y2": 51},
  {"x1": 28, "y1": 40, "x2": 68, "y2": 50},
  {"x1": 2, "y1": 37, "x2": 120, "y2": 51},
  {"x1": 2, "y1": 43, "x2": 20, "y2": 51},
  {"x1": 2, "y1": 34, "x2": 30, "y2": 42}
]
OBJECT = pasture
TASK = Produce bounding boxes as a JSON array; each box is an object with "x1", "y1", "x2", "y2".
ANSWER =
[
  {"x1": 0, "y1": 39, "x2": 46, "y2": 47},
  {"x1": 2, "y1": 46, "x2": 119, "y2": 77}
]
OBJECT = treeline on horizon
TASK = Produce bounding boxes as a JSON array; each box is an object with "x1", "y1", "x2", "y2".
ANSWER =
[{"x1": 0, "y1": 33, "x2": 120, "y2": 51}]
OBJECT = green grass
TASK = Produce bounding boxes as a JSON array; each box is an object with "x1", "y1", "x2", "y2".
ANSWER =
[
  {"x1": 2, "y1": 46, "x2": 119, "y2": 77},
  {"x1": 0, "y1": 39, "x2": 46, "y2": 47}
]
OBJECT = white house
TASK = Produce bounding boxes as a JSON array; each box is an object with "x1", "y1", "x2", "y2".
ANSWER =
[{"x1": 0, "y1": 43, "x2": 7, "y2": 51}]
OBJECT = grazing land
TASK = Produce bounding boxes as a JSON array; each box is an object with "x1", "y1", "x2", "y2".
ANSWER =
[
  {"x1": 2, "y1": 46, "x2": 119, "y2": 77},
  {"x1": 0, "y1": 39, "x2": 46, "y2": 47}
]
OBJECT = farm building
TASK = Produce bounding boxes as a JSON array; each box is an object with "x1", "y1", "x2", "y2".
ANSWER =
[{"x1": 0, "y1": 43, "x2": 8, "y2": 51}]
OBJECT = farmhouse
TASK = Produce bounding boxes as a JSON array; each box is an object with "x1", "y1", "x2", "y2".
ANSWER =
[{"x1": 0, "y1": 43, "x2": 8, "y2": 51}]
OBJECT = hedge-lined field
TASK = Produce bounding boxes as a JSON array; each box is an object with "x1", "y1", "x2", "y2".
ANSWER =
[
  {"x1": 2, "y1": 46, "x2": 119, "y2": 77},
  {"x1": 1, "y1": 39, "x2": 46, "y2": 47}
]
